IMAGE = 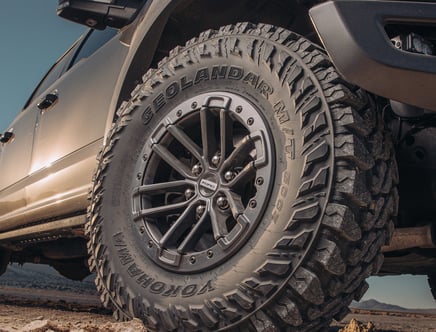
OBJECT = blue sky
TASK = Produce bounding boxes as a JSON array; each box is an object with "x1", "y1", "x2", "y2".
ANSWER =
[
  {"x1": 0, "y1": 1, "x2": 435, "y2": 310},
  {"x1": 0, "y1": 0, "x2": 85, "y2": 132}
]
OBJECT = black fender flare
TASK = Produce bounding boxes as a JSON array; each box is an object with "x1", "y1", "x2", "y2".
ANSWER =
[
  {"x1": 310, "y1": 0, "x2": 436, "y2": 111},
  {"x1": 103, "y1": 0, "x2": 191, "y2": 141}
]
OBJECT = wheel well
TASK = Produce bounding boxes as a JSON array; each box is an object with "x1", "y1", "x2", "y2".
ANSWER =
[
  {"x1": 117, "y1": 0, "x2": 319, "y2": 110},
  {"x1": 151, "y1": 0, "x2": 318, "y2": 67}
]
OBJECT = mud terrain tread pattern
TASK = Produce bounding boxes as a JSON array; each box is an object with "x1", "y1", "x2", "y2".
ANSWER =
[{"x1": 87, "y1": 23, "x2": 398, "y2": 331}]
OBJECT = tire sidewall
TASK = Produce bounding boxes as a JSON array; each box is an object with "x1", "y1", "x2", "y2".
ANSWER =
[{"x1": 98, "y1": 34, "x2": 333, "y2": 318}]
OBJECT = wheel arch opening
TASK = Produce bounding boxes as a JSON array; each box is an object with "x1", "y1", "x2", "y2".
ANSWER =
[{"x1": 115, "y1": 0, "x2": 320, "y2": 114}]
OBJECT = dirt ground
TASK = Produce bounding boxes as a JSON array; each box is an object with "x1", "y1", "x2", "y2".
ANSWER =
[
  {"x1": 0, "y1": 291, "x2": 435, "y2": 332},
  {"x1": 0, "y1": 263, "x2": 435, "y2": 332}
]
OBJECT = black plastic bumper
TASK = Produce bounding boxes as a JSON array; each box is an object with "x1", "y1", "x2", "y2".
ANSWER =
[{"x1": 309, "y1": 0, "x2": 436, "y2": 111}]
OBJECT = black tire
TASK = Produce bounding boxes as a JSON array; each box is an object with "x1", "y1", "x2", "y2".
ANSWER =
[
  {"x1": 87, "y1": 23, "x2": 398, "y2": 331},
  {"x1": 0, "y1": 248, "x2": 10, "y2": 276},
  {"x1": 428, "y1": 274, "x2": 436, "y2": 301}
]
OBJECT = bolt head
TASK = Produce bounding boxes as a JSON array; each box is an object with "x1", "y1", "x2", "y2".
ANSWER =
[
  {"x1": 224, "y1": 171, "x2": 236, "y2": 182},
  {"x1": 192, "y1": 164, "x2": 203, "y2": 176},
  {"x1": 217, "y1": 196, "x2": 229, "y2": 210},
  {"x1": 211, "y1": 154, "x2": 221, "y2": 167},
  {"x1": 184, "y1": 188, "x2": 195, "y2": 200},
  {"x1": 196, "y1": 205, "x2": 206, "y2": 216}
]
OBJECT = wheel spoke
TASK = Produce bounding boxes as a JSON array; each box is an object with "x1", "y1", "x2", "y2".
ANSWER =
[
  {"x1": 227, "y1": 162, "x2": 256, "y2": 191},
  {"x1": 210, "y1": 207, "x2": 229, "y2": 240},
  {"x1": 134, "y1": 200, "x2": 189, "y2": 220},
  {"x1": 225, "y1": 191, "x2": 245, "y2": 220},
  {"x1": 167, "y1": 124, "x2": 203, "y2": 161},
  {"x1": 200, "y1": 107, "x2": 218, "y2": 163},
  {"x1": 220, "y1": 109, "x2": 233, "y2": 161},
  {"x1": 177, "y1": 212, "x2": 209, "y2": 253},
  {"x1": 159, "y1": 203, "x2": 196, "y2": 248},
  {"x1": 152, "y1": 143, "x2": 193, "y2": 179},
  {"x1": 222, "y1": 135, "x2": 255, "y2": 171},
  {"x1": 133, "y1": 180, "x2": 192, "y2": 196}
]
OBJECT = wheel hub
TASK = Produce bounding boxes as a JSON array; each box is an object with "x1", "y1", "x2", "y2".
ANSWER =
[
  {"x1": 132, "y1": 92, "x2": 274, "y2": 273},
  {"x1": 199, "y1": 173, "x2": 219, "y2": 197}
]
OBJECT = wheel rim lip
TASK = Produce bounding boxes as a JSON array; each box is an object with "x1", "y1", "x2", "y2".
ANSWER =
[{"x1": 132, "y1": 91, "x2": 275, "y2": 273}]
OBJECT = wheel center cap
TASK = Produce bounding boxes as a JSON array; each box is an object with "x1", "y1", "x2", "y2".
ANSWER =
[{"x1": 199, "y1": 173, "x2": 219, "y2": 197}]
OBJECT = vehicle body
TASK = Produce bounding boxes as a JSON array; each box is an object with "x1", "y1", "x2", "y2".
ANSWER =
[{"x1": 0, "y1": 0, "x2": 435, "y2": 330}]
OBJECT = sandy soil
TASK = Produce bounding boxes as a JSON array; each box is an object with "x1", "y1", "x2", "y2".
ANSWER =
[
  {"x1": 0, "y1": 264, "x2": 435, "y2": 331},
  {"x1": 0, "y1": 292, "x2": 435, "y2": 332}
]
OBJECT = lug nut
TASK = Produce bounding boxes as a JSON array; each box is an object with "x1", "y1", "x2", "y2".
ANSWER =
[
  {"x1": 217, "y1": 196, "x2": 229, "y2": 210},
  {"x1": 184, "y1": 188, "x2": 195, "y2": 200},
  {"x1": 211, "y1": 154, "x2": 221, "y2": 167},
  {"x1": 196, "y1": 205, "x2": 206, "y2": 218},
  {"x1": 192, "y1": 164, "x2": 203, "y2": 176},
  {"x1": 224, "y1": 171, "x2": 236, "y2": 182}
]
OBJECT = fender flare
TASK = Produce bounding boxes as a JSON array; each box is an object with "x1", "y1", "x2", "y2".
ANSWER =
[
  {"x1": 103, "y1": 0, "x2": 189, "y2": 142},
  {"x1": 310, "y1": 0, "x2": 436, "y2": 111}
]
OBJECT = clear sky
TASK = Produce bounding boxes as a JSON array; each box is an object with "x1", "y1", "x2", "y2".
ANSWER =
[
  {"x1": 0, "y1": 0, "x2": 85, "y2": 132},
  {"x1": 0, "y1": 1, "x2": 435, "y2": 310}
]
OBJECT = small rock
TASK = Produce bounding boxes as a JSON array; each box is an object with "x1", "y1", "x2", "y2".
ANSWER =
[
  {"x1": 20, "y1": 319, "x2": 50, "y2": 332},
  {"x1": 339, "y1": 318, "x2": 377, "y2": 332},
  {"x1": 98, "y1": 318, "x2": 148, "y2": 332}
]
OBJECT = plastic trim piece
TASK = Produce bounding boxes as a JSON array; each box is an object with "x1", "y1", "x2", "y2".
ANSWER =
[{"x1": 309, "y1": 0, "x2": 436, "y2": 111}]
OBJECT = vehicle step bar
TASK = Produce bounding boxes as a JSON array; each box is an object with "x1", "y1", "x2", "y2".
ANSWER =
[{"x1": 0, "y1": 215, "x2": 86, "y2": 242}]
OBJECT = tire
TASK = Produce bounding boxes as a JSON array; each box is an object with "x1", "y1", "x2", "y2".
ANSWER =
[
  {"x1": 0, "y1": 248, "x2": 10, "y2": 276},
  {"x1": 87, "y1": 23, "x2": 398, "y2": 331},
  {"x1": 428, "y1": 274, "x2": 436, "y2": 300}
]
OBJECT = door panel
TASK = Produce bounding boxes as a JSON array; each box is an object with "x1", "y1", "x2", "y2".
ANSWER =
[
  {"x1": 0, "y1": 107, "x2": 38, "y2": 220},
  {"x1": 26, "y1": 32, "x2": 128, "y2": 221},
  {"x1": 0, "y1": 37, "x2": 82, "y2": 230}
]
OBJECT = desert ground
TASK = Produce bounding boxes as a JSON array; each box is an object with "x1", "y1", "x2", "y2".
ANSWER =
[{"x1": 0, "y1": 264, "x2": 435, "y2": 332}]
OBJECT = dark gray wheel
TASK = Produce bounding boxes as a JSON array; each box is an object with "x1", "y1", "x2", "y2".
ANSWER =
[
  {"x1": 87, "y1": 23, "x2": 398, "y2": 331},
  {"x1": 131, "y1": 91, "x2": 274, "y2": 273}
]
